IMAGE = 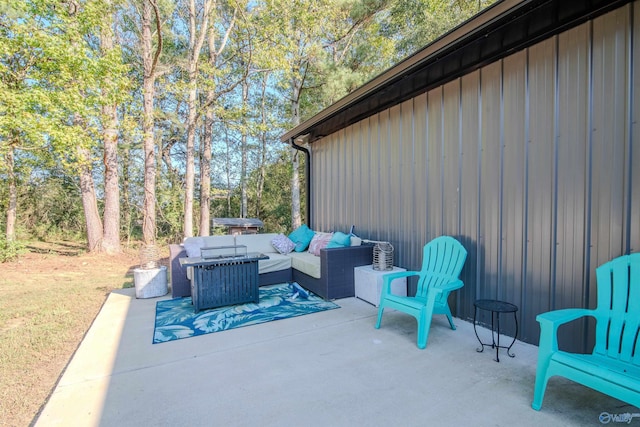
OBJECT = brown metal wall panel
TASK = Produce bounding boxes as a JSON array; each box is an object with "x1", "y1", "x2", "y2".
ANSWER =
[
  {"x1": 555, "y1": 24, "x2": 589, "y2": 315},
  {"x1": 554, "y1": 22, "x2": 595, "y2": 353},
  {"x1": 366, "y1": 114, "x2": 382, "y2": 239},
  {"x1": 379, "y1": 105, "x2": 400, "y2": 240},
  {"x1": 583, "y1": 7, "x2": 631, "y2": 350},
  {"x1": 413, "y1": 94, "x2": 429, "y2": 265},
  {"x1": 388, "y1": 103, "x2": 404, "y2": 259},
  {"x1": 321, "y1": 132, "x2": 334, "y2": 230},
  {"x1": 589, "y1": 7, "x2": 629, "y2": 274},
  {"x1": 441, "y1": 81, "x2": 462, "y2": 313},
  {"x1": 426, "y1": 88, "x2": 444, "y2": 239},
  {"x1": 500, "y1": 52, "x2": 527, "y2": 339},
  {"x1": 342, "y1": 126, "x2": 353, "y2": 228},
  {"x1": 354, "y1": 118, "x2": 368, "y2": 237},
  {"x1": 479, "y1": 61, "x2": 503, "y2": 301},
  {"x1": 632, "y1": 4, "x2": 640, "y2": 254},
  {"x1": 442, "y1": 80, "x2": 461, "y2": 238},
  {"x1": 339, "y1": 127, "x2": 349, "y2": 229},
  {"x1": 524, "y1": 38, "x2": 556, "y2": 345},
  {"x1": 323, "y1": 132, "x2": 336, "y2": 230},
  {"x1": 312, "y1": 133, "x2": 326, "y2": 229},
  {"x1": 458, "y1": 71, "x2": 482, "y2": 320},
  {"x1": 307, "y1": 3, "x2": 639, "y2": 350},
  {"x1": 400, "y1": 99, "x2": 417, "y2": 268}
]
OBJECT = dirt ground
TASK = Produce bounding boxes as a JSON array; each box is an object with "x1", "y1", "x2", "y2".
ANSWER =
[{"x1": 0, "y1": 242, "x2": 166, "y2": 427}]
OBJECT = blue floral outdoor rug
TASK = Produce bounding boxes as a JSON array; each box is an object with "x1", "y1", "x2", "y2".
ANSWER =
[{"x1": 153, "y1": 282, "x2": 339, "y2": 344}]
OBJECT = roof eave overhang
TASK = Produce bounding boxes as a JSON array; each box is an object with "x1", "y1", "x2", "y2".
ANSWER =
[{"x1": 281, "y1": 0, "x2": 631, "y2": 144}]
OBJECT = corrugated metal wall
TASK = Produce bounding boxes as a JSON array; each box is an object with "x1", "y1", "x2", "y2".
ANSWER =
[{"x1": 309, "y1": 3, "x2": 640, "y2": 351}]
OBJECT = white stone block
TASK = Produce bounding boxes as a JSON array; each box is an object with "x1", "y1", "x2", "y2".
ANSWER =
[
  {"x1": 133, "y1": 266, "x2": 168, "y2": 299},
  {"x1": 354, "y1": 265, "x2": 407, "y2": 307}
]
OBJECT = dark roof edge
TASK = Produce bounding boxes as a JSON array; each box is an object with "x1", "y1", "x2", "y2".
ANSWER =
[
  {"x1": 281, "y1": 0, "x2": 632, "y2": 143},
  {"x1": 280, "y1": 0, "x2": 525, "y2": 143}
]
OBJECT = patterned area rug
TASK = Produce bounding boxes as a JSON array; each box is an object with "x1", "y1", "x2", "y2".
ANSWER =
[{"x1": 153, "y1": 282, "x2": 339, "y2": 343}]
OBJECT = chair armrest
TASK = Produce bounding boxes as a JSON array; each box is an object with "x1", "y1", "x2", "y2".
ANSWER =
[
  {"x1": 381, "y1": 271, "x2": 420, "y2": 292},
  {"x1": 536, "y1": 308, "x2": 595, "y2": 328},
  {"x1": 433, "y1": 278, "x2": 464, "y2": 294},
  {"x1": 536, "y1": 308, "x2": 596, "y2": 353}
]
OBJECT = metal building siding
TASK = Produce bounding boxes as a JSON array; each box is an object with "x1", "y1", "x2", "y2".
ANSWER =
[
  {"x1": 426, "y1": 88, "x2": 444, "y2": 240},
  {"x1": 307, "y1": 3, "x2": 639, "y2": 350},
  {"x1": 633, "y1": 4, "x2": 640, "y2": 254},
  {"x1": 555, "y1": 24, "x2": 589, "y2": 314},
  {"x1": 400, "y1": 98, "x2": 418, "y2": 267},
  {"x1": 458, "y1": 71, "x2": 481, "y2": 316},
  {"x1": 413, "y1": 94, "x2": 430, "y2": 265},
  {"x1": 500, "y1": 52, "x2": 527, "y2": 339},
  {"x1": 442, "y1": 81, "x2": 463, "y2": 314},
  {"x1": 366, "y1": 113, "x2": 382, "y2": 239},
  {"x1": 442, "y1": 80, "x2": 461, "y2": 239},
  {"x1": 590, "y1": 7, "x2": 629, "y2": 276},
  {"x1": 524, "y1": 38, "x2": 556, "y2": 344},
  {"x1": 478, "y1": 61, "x2": 503, "y2": 302}
]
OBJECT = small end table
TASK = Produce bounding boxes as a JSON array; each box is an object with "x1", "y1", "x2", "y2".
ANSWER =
[
  {"x1": 473, "y1": 299, "x2": 518, "y2": 362},
  {"x1": 354, "y1": 265, "x2": 407, "y2": 307}
]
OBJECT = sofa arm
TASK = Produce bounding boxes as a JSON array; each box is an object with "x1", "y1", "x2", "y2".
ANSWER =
[
  {"x1": 169, "y1": 244, "x2": 191, "y2": 298},
  {"x1": 319, "y1": 243, "x2": 374, "y2": 298}
]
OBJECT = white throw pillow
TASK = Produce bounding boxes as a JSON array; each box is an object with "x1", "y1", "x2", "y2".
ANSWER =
[{"x1": 271, "y1": 233, "x2": 295, "y2": 254}]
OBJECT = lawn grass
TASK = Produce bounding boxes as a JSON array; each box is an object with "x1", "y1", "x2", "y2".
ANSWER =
[{"x1": 0, "y1": 242, "x2": 139, "y2": 427}]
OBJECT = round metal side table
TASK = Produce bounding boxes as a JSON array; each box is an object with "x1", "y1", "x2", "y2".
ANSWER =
[{"x1": 473, "y1": 299, "x2": 518, "y2": 362}]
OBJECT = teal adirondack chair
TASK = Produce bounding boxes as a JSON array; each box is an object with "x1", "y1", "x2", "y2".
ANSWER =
[
  {"x1": 532, "y1": 253, "x2": 640, "y2": 411},
  {"x1": 375, "y1": 236, "x2": 467, "y2": 349}
]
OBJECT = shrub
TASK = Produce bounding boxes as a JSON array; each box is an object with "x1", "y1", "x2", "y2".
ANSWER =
[{"x1": 0, "y1": 238, "x2": 27, "y2": 262}]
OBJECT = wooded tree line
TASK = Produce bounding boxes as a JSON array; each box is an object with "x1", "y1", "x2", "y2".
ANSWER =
[{"x1": 0, "y1": 0, "x2": 493, "y2": 256}]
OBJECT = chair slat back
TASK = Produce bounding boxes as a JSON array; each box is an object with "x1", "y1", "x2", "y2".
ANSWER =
[
  {"x1": 594, "y1": 253, "x2": 640, "y2": 366},
  {"x1": 416, "y1": 236, "x2": 467, "y2": 298}
]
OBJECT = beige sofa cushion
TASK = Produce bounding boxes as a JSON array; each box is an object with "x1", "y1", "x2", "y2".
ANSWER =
[
  {"x1": 258, "y1": 253, "x2": 292, "y2": 274},
  {"x1": 201, "y1": 235, "x2": 236, "y2": 248},
  {"x1": 288, "y1": 251, "x2": 321, "y2": 279},
  {"x1": 236, "y1": 233, "x2": 279, "y2": 254}
]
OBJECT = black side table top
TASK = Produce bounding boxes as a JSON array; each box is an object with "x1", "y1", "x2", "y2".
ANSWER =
[{"x1": 474, "y1": 299, "x2": 518, "y2": 314}]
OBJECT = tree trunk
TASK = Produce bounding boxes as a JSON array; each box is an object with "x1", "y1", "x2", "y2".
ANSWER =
[
  {"x1": 225, "y1": 127, "x2": 232, "y2": 216},
  {"x1": 200, "y1": 2, "x2": 234, "y2": 232},
  {"x1": 102, "y1": 118, "x2": 120, "y2": 253},
  {"x1": 200, "y1": 109, "x2": 213, "y2": 236},
  {"x1": 290, "y1": 78, "x2": 302, "y2": 229},
  {"x1": 121, "y1": 137, "x2": 132, "y2": 246},
  {"x1": 5, "y1": 143, "x2": 17, "y2": 242},
  {"x1": 240, "y1": 79, "x2": 248, "y2": 218},
  {"x1": 184, "y1": 0, "x2": 213, "y2": 238},
  {"x1": 291, "y1": 148, "x2": 302, "y2": 229},
  {"x1": 78, "y1": 146, "x2": 104, "y2": 252},
  {"x1": 100, "y1": 1, "x2": 121, "y2": 253},
  {"x1": 141, "y1": 0, "x2": 160, "y2": 246},
  {"x1": 183, "y1": 73, "x2": 196, "y2": 238},
  {"x1": 256, "y1": 73, "x2": 269, "y2": 218}
]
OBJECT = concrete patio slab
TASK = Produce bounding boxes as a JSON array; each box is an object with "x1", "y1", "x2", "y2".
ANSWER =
[{"x1": 34, "y1": 288, "x2": 638, "y2": 426}]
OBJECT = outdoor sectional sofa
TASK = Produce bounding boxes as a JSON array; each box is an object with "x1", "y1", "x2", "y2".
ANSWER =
[{"x1": 169, "y1": 232, "x2": 373, "y2": 301}]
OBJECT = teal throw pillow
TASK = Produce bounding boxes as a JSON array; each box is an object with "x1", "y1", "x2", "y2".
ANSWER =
[
  {"x1": 326, "y1": 231, "x2": 351, "y2": 248},
  {"x1": 288, "y1": 224, "x2": 315, "y2": 252}
]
